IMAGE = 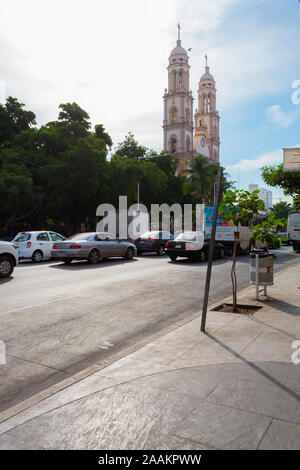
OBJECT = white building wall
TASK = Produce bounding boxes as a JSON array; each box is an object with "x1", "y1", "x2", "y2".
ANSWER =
[{"x1": 249, "y1": 184, "x2": 273, "y2": 211}]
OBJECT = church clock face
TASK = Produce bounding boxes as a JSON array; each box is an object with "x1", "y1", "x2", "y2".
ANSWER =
[{"x1": 201, "y1": 136, "x2": 205, "y2": 147}]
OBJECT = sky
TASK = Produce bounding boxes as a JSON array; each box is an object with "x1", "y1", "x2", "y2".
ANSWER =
[{"x1": 1, "y1": 0, "x2": 300, "y2": 204}]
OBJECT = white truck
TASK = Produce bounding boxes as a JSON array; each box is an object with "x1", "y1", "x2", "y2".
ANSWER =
[
  {"x1": 204, "y1": 206, "x2": 252, "y2": 255},
  {"x1": 288, "y1": 211, "x2": 300, "y2": 253},
  {"x1": 0, "y1": 241, "x2": 19, "y2": 278}
]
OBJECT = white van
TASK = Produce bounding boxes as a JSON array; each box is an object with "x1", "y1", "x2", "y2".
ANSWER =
[
  {"x1": 288, "y1": 211, "x2": 300, "y2": 253},
  {"x1": 12, "y1": 231, "x2": 66, "y2": 262}
]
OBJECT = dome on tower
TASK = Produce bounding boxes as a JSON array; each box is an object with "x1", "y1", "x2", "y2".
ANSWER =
[
  {"x1": 169, "y1": 24, "x2": 188, "y2": 58},
  {"x1": 200, "y1": 66, "x2": 215, "y2": 82},
  {"x1": 170, "y1": 40, "x2": 187, "y2": 56},
  {"x1": 200, "y1": 55, "x2": 215, "y2": 84}
]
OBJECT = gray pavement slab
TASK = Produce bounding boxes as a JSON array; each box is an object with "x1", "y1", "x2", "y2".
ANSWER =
[
  {"x1": 172, "y1": 400, "x2": 272, "y2": 450},
  {"x1": 258, "y1": 419, "x2": 300, "y2": 450},
  {"x1": 206, "y1": 377, "x2": 300, "y2": 424},
  {"x1": 0, "y1": 380, "x2": 201, "y2": 450}
]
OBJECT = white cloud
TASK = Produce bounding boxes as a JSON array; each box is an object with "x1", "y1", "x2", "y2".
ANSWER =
[
  {"x1": 227, "y1": 148, "x2": 283, "y2": 172},
  {"x1": 265, "y1": 105, "x2": 300, "y2": 128},
  {"x1": 228, "y1": 144, "x2": 300, "y2": 172},
  {"x1": 177, "y1": 0, "x2": 240, "y2": 32}
]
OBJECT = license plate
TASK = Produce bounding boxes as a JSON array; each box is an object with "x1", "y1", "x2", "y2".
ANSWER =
[{"x1": 175, "y1": 245, "x2": 182, "y2": 249}]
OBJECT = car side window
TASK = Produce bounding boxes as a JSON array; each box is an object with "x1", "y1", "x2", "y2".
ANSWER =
[
  {"x1": 50, "y1": 233, "x2": 64, "y2": 241},
  {"x1": 37, "y1": 233, "x2": 50, "y2": 241},
  {"x1": 95, "y1": 234, "x2": 116, "y2": 242}
]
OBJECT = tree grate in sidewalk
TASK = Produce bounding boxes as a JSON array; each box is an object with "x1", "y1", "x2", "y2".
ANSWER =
[{"x1": 211, "y1": 303, "x2": 263, "y2": 315}]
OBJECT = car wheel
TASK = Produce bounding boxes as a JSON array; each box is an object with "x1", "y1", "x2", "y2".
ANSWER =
[
  {"x1": 0, "y1": 256, "x2": 14, "y2": 278},
  {"x1": 32, "y1": 250, "x2": 43, "y2": 263},
  {"x1": 157, "y1": 245, "x2": 165, "y2": 256},
  {"x1": 63, "y1": 258, "x2": 73, "y2": 264},
  {"x1": 137, "y1": 250, "x2": 142, "y2": 256},
  {"x1": 200, "y1": 250, "x2": 206, "y2": 262},
  {"x1": 124, "y1": 247, "x2": 134, "y2": 260},
  {"x1": 170, "y1": 255, "x2": 177, "y2": 262},
  {"x1": 219, "y1": 248, "x2": 225, "y2": 259},
  {"x1": 88, "y1": 249, "x2": 100, "y2": 264}
]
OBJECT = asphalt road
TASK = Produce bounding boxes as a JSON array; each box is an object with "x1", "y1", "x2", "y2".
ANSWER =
[{"x1": 0, "y1": 247, "x2": 299, "y2": 411}]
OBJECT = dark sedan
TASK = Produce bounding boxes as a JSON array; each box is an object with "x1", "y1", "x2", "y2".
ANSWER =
[
  {"x1": 134, "y1": 231, "x2": 174, "y2": 256},
  {"x1": 165, "y1": 231, "x2": 225, "y2": 262}
]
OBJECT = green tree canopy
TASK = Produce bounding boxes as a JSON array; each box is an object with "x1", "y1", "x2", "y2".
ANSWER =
[
  {"x1": 94, "y1": 124, "x2": 113, "y2": 149},
  {"x1": 113, "y1": 132, "x2": 148, "y2": 160},
  {"x1": 0, "y1": 96, "x2": 36, "y2": 146},
  {"x1": 261, "y1": 163, "x2": 300, "y2": 210},
  {"x1": 270, "y1": 201, "x2": 292, "y2": 220}
]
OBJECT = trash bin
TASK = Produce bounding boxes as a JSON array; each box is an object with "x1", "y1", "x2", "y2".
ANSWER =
[{"x1": 250, "y1": 251, "x2": 274, "y2": 286}]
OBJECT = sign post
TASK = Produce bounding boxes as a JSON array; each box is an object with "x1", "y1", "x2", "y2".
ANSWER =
[{"x1": 200, "y1": 166, "x2": 223, "y2": 332}]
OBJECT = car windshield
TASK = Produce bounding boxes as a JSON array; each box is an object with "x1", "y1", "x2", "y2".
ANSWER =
[
  {"x1": 175, "y1": 232, "x2": 202, "y2": 241},
  {"x1": 67, "y1": 233, "x2": 93, "y2": 241},
  {"x1": 13, "y1": 233, "x2": 31, "y2": 242},
  {"x1": 140, "y1": 232, "x2": 160, "y2": 239}
]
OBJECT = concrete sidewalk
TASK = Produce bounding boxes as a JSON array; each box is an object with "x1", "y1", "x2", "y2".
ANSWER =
[{"x1": 0, "y1": 263, "x2": 299, "y2": 450}]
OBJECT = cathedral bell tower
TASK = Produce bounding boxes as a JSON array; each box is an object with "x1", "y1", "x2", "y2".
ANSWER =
[
  {"x1": 163, "y1": 25, "x2": 194, "y2": 173},
  {"x1": 194, "y1": 55, "x2": 220, "y2": 163}
]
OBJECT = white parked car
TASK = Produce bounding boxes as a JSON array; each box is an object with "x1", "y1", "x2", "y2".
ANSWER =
[
  {"x1": 0, "y1": 241, "x2": 19, "y2": 278},
  {"x1": 12, "y1": 231, "x2": 66, "y2": 263}
]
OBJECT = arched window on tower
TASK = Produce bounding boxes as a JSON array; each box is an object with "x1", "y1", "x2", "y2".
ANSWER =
[
  {"x1": 179, "y1": 71, "x2": 183, "y2": 90},
  {"x1": 202, "y1": 94, "x2": 208, "y2": 113},
  {"x1": 170, "y1": 136, "x2": 177, "y2": 154},
  {"x1": 169, "y1": 107, "x2": 178, "y2": 124},
  {"x1": 208, "y1": 94, "x2": 211, "y2": 112},
  {"x1": 186, "y1": 136, "x2": 191, "y2": 153},
  {"x1": 185, "y1": 107, "x2": 190, "y2": 123},
  {"x1": 172, "y1": 70, "x2": 176, "y2": 91}
]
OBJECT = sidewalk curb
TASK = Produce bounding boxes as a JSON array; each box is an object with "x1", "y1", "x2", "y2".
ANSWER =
[{"x1": 0, "y1": 260, "x2": 298, "y2": 425}]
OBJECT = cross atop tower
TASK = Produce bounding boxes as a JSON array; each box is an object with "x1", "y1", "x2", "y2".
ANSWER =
[
  {"x1": 205, "y1": 54, "x2": 208, "y2": 67},
  {"x1": 177, "y1": 23, "x2": 181, "y2": 41}
]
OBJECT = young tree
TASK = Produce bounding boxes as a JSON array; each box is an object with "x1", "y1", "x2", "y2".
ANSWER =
[
  {"x1": 219, "y1": 189, "x2": 264, "y2": 312},
  {"x1": 250, "y1": 214, "x2": 285, "y2": 250}
]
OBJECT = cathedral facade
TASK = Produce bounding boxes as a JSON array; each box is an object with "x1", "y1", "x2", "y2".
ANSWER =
[{"x1": 163, "y1": 27, "x2": 220, "y2": 173}]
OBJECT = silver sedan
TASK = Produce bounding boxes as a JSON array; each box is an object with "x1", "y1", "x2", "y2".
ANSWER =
[{"x1": 51, "y1": 232, "x2": 137, "y2": 264}]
